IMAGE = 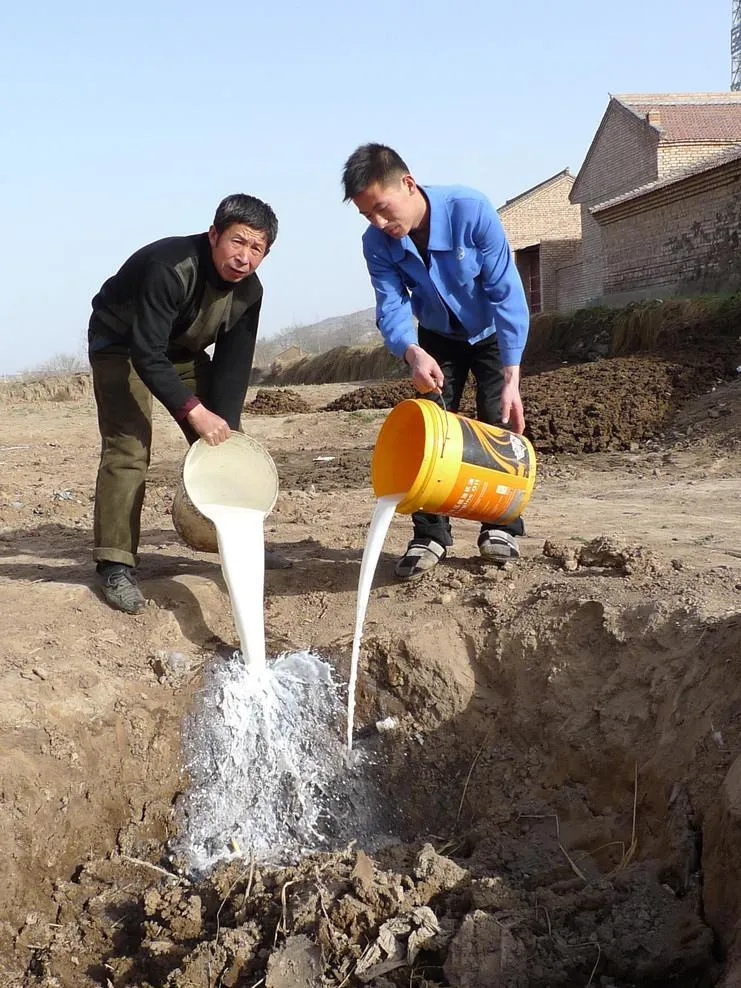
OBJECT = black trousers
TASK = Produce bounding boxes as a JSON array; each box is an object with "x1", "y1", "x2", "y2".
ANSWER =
[{"x1": 411, "y1": 327, "x2": 525, "y2": 547}]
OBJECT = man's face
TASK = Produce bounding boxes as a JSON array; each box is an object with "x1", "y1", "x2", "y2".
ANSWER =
[
  {"x1": 352, "y1": 175, "x2": 422, "y2": 239},
  {"x1": 208, "y1": 223, "x2": 269, "y2": 282}
]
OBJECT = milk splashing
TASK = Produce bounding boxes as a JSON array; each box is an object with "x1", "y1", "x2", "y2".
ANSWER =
[{"x1": 175, "y1": 650, "x2": 369, "y2": 873}]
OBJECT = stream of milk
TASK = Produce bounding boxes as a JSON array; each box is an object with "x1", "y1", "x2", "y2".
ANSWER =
[
  {"x1": 346, "y1": 494, "x2": 402, "y2": 749},
  {"x1": 199, "y1": 504, "x2": 267, "y2": 668}
]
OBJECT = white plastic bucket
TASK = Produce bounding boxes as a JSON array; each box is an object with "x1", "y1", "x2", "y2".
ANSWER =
[{"x1": 172, "y1": 433, "x2": 279, "y2": 552}]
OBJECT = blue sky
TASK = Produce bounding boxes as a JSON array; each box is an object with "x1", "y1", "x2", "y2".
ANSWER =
[{"x1": 1, "y1": 0, "x2": 733, "y2": 374}]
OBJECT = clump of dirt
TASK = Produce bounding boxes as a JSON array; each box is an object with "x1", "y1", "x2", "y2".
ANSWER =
[
  {"x1": 19, "y1": 839, "x2": 717, "y2": 987},
  {"x1": 543, "y1": 535, "x2": 664, "y2": 576},
  {"x1": 324, "y1": 381, "x2": 416, "y2": 412},
  {"x1": 244, "y1": 388, "x2": 312, "y2": 415}
]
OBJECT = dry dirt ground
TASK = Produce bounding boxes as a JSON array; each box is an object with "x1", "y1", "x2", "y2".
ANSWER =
[{"x1": 1, "y1": 368, "x2": 741, "y2": 987}]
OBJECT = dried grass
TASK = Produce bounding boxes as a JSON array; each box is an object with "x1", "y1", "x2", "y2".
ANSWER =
[{"x1": 266, "y1": 344, "x2": 404, "y2": 385}]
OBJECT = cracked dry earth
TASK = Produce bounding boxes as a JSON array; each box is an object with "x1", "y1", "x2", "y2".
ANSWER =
[{"x1": 1, "y1": 374, "x2": 741, "y2": 987}]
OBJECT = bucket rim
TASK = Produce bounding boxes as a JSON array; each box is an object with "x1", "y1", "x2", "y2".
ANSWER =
[
  {"x1": 371, "y1": 398, "x2": 449, "y2": 512},
  {"x1": 183, "y1": 433, "x2": 279, "y2": 517}
]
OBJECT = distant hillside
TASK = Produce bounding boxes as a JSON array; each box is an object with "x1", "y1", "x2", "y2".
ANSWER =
[{"x1": 254, "y1": 307, "x2": 377, "y2": 365}]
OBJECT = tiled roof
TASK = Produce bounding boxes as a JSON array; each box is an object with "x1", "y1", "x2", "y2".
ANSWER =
[
  {"x1": 591, "y1": 143, "x2": 741, "y2": 213},
  {"x1": 615, "y1": 93, "x2": 741, "y2": 142}
]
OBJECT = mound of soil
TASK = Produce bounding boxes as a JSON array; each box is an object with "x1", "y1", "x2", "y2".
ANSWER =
[
  {"x1": 324, "y1": 381, "x2": 416, "y2": 412},
  {"x1": 518, "y1": 356, "x2": 716, "y2": 454},
  {"x1": 244, "y1": 388, "x2": 311, "y2": 416},
  {"x1": 324, "y1": 357, "x2": 721, "y2": 454}
]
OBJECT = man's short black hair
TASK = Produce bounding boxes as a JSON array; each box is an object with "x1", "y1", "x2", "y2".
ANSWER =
[
  {"x1": 213, "y1": 194, "x2": 278, "y2": 247},
  {"x1": 342, "y1": 143, "x2": 410, "y2": 201}
]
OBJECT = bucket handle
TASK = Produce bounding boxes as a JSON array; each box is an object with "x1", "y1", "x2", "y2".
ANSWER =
[{"x1": 438, "y1": 392, "x2": 450, "y2": 459}]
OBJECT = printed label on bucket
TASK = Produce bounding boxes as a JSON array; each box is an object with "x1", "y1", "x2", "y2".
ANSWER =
[{"x1": 440, "y1": 418, "x2": 533, "y2": 523}]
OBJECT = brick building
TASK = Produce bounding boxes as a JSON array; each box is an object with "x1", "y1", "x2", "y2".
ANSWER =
[
  {"x1": 498, "y1": 169, "x2": 582, "y2": 313},
  {"x1": 592, "y1": 144, "x2": 741, "y2": 299},
  {"x1": 568, "y1": 93, "x2": 741, "y2": 306}
]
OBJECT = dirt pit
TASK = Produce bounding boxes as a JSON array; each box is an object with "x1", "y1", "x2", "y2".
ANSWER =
[{"x1": 2, "y1": 377, "x2": 741, "y2": 986}]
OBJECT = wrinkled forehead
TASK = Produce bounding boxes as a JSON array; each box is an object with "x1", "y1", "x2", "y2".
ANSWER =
[{"x1": 220, "y1": 223, "x2": 268, "y2": 248}]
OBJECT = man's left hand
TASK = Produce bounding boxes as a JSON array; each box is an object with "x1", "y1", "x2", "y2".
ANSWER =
[{"x1": 500, "y1": 365, "x2": 525, "y2": 434}]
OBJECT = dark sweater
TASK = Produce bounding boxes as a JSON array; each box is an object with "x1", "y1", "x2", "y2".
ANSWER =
[{"x1": 88, "y1": 233, "x2": 262, "y2": 428}]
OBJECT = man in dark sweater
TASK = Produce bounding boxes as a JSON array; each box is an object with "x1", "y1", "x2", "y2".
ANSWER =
[{"x1": 88, "y1": 193, "x2": 278, "y2": 614}]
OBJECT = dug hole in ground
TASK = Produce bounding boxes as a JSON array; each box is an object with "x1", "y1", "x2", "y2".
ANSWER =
[{"x1": 1, "y1": 363, "x2": 741, "y2": 987}]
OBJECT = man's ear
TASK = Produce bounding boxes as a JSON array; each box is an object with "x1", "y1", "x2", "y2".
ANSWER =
[
  {"x1": 401, "y1": 173, "x2": 417, "y2": 196},
  {"x1": 207, "y1": 225, "x2": 219, "y2": 248}
]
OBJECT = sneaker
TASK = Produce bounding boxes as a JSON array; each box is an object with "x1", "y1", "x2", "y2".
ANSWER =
[
  {"x1": 478, "y1": 530, "x2": 520, "y2": 565},
  {"x1": 394, "y1": 539, "x2": 446, "y2": 581},
  {"x1": 97, "y1": 563, "x2": 146, "y2": 614}
]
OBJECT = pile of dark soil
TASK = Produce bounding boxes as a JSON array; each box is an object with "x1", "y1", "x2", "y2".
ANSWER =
[
  {"x1": 244, "y1": 388, "x2": 311, "y2": 415},
  {"x1": 323, "y1": 356, "x2": 722, "y2": 454},
  {"x1": 518, "y1": 356, "x2": 718, "y2": 453},
  {"x1": 324, "y1": 381, "x2": 416, "y2": 412}
]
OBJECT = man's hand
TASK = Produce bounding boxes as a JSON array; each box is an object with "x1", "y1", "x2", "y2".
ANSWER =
[
  {"x1": 404, "y1": 344, "x2": 445, "y2": 394},
  {"x1": 186, "y1": 404, "x2": 231, "y2": 446},
  {"x1": 500, "y1": 365, "x2": 525, "y2": 435}
]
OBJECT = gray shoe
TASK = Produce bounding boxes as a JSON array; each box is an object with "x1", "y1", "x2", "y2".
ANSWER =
[
  {"x1": 395, "y1": 539, "x2": 446, "y2": 580},
  {"x1": 478, "y1": 531, "x2": 519, "y2": 565},
  {"x1": 97, "y1": 564, "x2": 146, "y2": 614}
]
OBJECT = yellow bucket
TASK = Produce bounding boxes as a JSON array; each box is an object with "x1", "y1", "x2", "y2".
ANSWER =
[{"x1": 371, "y1": 399, "x2": 536, "y2": 524}]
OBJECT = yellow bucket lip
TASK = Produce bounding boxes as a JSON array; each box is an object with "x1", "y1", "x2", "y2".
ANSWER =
[
  {"x1": 397, "y1": 399, "x2": 448, "y2": 512},
  {"x1": 371, "y1": 399, "x2": 445, "y2": 510}
]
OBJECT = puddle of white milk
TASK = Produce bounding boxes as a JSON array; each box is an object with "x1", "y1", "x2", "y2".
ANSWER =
[{"x1": 346, "y1": 494, "x2": 402, "y2": 749}]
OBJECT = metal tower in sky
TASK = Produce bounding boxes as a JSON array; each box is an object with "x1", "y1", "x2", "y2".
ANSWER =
[{"x1": 733, "y1": 0, "x2": 741, "y2": 89}]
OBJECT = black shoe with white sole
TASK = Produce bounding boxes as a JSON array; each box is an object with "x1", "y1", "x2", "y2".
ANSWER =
[
  {"x1": 478, "y1": 530, "x2": 520, "y2": 565},
  {"x1": 395, "y1": 539, "x2": 447, "y2": 580}
]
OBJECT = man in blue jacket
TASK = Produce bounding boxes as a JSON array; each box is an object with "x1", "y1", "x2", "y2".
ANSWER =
[{"x1": 343, "y1": 143, "x2": 529, "y2": 580}]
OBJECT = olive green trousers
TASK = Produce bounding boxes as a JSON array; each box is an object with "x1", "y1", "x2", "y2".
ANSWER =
[{"x1": 90, "y1": 350, "x2": 211, "y2": 568}]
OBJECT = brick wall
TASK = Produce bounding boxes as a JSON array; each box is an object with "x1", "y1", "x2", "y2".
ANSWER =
[
  {"x1": 499, "y1": 173, "x2": 581, "y2": 248},
  {"x1": 570, "y1": 100, "x2": 661, "y2": 302},
  {"x1": 540, "y1": 240, "x2": 583, "y2": 310},
  {"x1": 658, "y1": 142, "x2": 734, "y2": 178},
  {"x1": 595, "y1": 161, "x2": 741, "y2": 298},
  {"x1": 555, "y1": 260, "x2": 587, "y2": 310}
]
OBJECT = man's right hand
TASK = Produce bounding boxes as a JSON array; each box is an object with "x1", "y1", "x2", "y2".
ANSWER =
[
  {"x1": 404, "y1": 344, "x2": 445, "y2": 394},
  {"x1": 186, "y1": 404, "x2": 231, "y2": 446}
]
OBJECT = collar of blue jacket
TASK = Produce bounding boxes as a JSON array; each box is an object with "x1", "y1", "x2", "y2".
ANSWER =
[{"x1": 361, "y1": 184, "x2": 529, "y2": 366}]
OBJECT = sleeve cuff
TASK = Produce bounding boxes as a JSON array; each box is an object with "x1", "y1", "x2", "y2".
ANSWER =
[
  {"x1": 174, "y1": 396, "x2": 201, "y2": 421},
  {"x1": 498, "y1": 347, "x2": 524, "y2": 367}
]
